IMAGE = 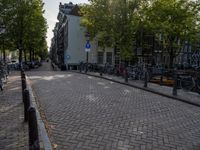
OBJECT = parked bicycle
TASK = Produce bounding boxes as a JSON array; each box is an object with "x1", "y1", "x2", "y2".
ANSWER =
[
  {"x1": 103, "y1": 63, "x2": 116, "y2": 75},
  {"x1": 179, "y1": 74, "x2": 200, "y2": 93},
  {"x1": 127, "y1": 65, "x2": 150, "y2": 81},
  {"x1": 0, "y1": 62, "x2": 9, "y2": 91}
]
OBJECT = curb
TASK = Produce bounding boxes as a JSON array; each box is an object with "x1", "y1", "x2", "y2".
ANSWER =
[
  {"x1": 72, "y1": 71, "x2": 200, "y2": 108},
  {"x1": 26, "y1": 76, "x2": 53, "y2": 150}
]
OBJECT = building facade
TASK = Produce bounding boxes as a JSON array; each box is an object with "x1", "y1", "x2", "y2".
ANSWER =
[
  {"x1": 50, "y1": 2, "x2": 200, "y2": 69},
  {"x1": 50, "y1": 2, "x2": 117, "y2": 69}
]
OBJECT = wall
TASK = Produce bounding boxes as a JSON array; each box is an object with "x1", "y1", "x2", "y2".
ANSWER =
[{"x1": 64, "y1": 15, "x2": 98, "y2": 65}]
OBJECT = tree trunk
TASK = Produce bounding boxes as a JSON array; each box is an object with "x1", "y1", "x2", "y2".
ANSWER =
[
  {"x1": 3, "y1": 49, "x2": 5, "y2": 63},
  {"x1": 29, "y1": 47, "x2": 32, "y2": 62},
  {"x1": 3, "y1": 39, "x2": 6, "y2": 63},
  {"x1": 32, "y1": 49, "x2": 35, "y2": 61},
  {"x1": 19, "y1": 39, "x2": 23, "y2": 67},
  {"x1": 169, "y1": 55, "x2": 174, "y2": 68},
  {"x1": 23, "y1": 49, "x2": 26, "y2": 62},
  {"x1": 169, "y1": 47, "x2": 174, "y2": 68}
]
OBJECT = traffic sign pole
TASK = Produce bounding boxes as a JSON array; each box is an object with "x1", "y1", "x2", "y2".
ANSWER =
[{"x1": 85, "y1": 41, "x2": 91, "y2": 73}]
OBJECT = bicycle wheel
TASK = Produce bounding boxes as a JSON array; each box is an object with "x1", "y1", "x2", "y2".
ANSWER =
[{"x1": 180, "y1": 77, "x2": 194, "y2": 91}]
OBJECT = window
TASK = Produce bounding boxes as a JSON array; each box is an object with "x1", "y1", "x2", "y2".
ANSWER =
[
  {"x1": 97, "y1": 52, "x2": 104, "y2": 64},
  {"x1": 106, "y1": 52, "x2": 112, "y2": 64}
]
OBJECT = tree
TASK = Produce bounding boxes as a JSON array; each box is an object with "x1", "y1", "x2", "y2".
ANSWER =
[
  {"x1": 23, "y1": 0, "x2": 48, "y2": 62},
  {"x1": 0, "y1": 0, "x2": 48, "y2": 64},
  {"x1": 81, "y1": 0, "x2": 200, "y2": 68},
  {"x1": 81, "y1": 0, "x2": 142, "y2": 63},
  {"x1": 142, "y1": 0, "x2": 200, "y2": 67}
]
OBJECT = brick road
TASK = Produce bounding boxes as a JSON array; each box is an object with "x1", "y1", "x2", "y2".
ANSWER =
[
  {"x1": 83, "y1": 71, "x2": 200, "y2": 106},
  {"x1": 0, "y1": 72, "x2": 28, "y2": 150},
  {"x1": 28, "y1": 71, "x2": 200, "y2": 150}
]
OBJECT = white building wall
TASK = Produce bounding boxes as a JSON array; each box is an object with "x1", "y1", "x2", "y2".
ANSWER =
[{"x1": 64, "y1": 15, "x2": 97, "y2": 65}]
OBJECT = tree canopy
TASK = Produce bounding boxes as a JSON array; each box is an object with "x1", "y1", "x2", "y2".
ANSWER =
[
  {"x1": 81, "y1": 0, "x2": 200, "y2": 67},
  {"x1": 0, "y1": 0, "x2": 48, "y2": 63}
]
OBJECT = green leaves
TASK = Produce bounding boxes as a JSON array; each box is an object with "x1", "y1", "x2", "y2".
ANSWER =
[
  {"x1": 141, "y1": 0, "x2": 200, "y2": 67},
  {"x1": 81, "y1": 0, "x2": 200, "y2": 66},
  {"x1": 81, "y1": 0, "x2": 140, "y2": 60},
  {"x1": 0, "y1": 0, "x2": 48, "y2": 61}
]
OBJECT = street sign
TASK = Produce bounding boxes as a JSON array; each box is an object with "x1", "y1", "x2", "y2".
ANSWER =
[
  {"x1": 85, "y1": 48, "x2": 90, "y2": 52},
  {"x1": 66, "y1": 55, "x2": 70, "y2": 60},
  {"x1": 85, "y1": 42, "x2": 91, "y2": 49},
  {"x1": 85, "y1": 41, "x2": 91, "y2": 52},
  {"x1": 64, "y1": 52, "x2": 70, "y2": 61}
]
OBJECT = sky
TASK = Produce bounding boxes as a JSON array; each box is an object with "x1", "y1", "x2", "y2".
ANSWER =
[{"x1": 43, "y1": 0, "x2": 89, "y2": 49}]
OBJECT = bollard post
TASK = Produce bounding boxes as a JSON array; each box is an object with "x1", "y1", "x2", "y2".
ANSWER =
[
  {"x1": 24, "y1": 89, "x2": 30, "y2": 122},
  {"x1": 144, "y1": 67, "x2": 148, "y2": 88},
  {"x1": 28, "y1": 107, "x2": 40, "y2": 150},
  {"x1": 21, "y1": 70, "x2": 25, "y2": 79},
  {"x1": 22, "y1": 79, "x2": 27, "y2": 103},
  {"x1": 99, "y1": 67, "x2": 103, "y2": 76},
  {"x1": 160, "y1": 68, "x2": 163, "y2": 86},
  {"x1": 124, "y1": 68, "x2": 128, "y2": 83},
  {"x1": 22, "y1": 73, "x2": 26, "y2": 79},
  {"x1": 172, "y1": 71, "x2": 178, "y2": 96},
  {"x1": 21, "y1": 69, "x2": 24, "y2": 76},
  {"x1": 85, "y1": 63, "x2": 88, "y2": 73},
  {"x1": 22, "y1": 78, "x2": 26, "y2": 90},
  {"x1": 79, "y1": 64, "x2": 82, "y2": 73}
]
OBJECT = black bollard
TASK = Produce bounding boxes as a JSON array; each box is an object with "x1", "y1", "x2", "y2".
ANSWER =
[
  {"x1": 21, "y1": 68, "x2": 25, "y2": 78},
  {"x1": 24, "y1": 89, "x2": 30, "y2": 122},
  {"x1": 22, "y1": 79, "x2": 27, "y2": 103},
  {"x1": 79, "y1": 65, "x2": 82, "y2": 72},
  {"x1": 85, "y1": 63, "x2": 88, "y2": 74},
  {"x1": 22, "y1": 79, "x2": 26, "y2": 90},
  {"x1": 124, "y1": 69, "x2": 128, "y2": 83},
  {"x1": 160, "y1": 68, "x2": 163, "y2": 86},
  {"x1": 144, "y1": 69, "x2": 148, "y2": 88},
  {"x1": 21, "y1": 72, "x2": 26, "y2": 79},
  {"x1": 21, "y1": 69, "x2": 24, "y2": 76},
  {"x1": 172, "y1": 72, "x2": 178, "y2": 96},
  {"x1": 99, "y1": 67, "x2": 103, "y2": 76},
  {"x1": 28, "y1": 107, "x2": 40, "y2": 150}
]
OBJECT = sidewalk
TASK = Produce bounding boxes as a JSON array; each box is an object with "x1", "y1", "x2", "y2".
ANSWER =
[
  {"x1": 76, "y1": 71, "x2": 200, "y2": 107},
  {"x1": 0, "y1": 71, "x2": 28, "y2": 150}
]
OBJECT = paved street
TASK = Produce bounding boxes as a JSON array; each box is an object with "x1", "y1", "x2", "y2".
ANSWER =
[
  {"x1": 28, "y1": 70, "x2": 200, "y2": 150},
  {"x1": 0, "y1": 72, "x2": 28, "y2": 150},
  {"x1": 84, "y1": 72, "x2": 200, "y2": 106}
]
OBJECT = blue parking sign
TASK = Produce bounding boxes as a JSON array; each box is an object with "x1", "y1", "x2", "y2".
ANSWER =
[{"x1": 85, "y1": 42, "x2": 91, "y2": 49}]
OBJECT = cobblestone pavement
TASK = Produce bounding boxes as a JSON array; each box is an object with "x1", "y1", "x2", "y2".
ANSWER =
[
  {"x1": 84, "y1": 71, "x2": 200, "y2": 106},
  {"x1": 0, "y1": 72, "x2": 28, "y2": 150},
  {"x1": 28, "y1": 71, "x2": 200, "y2": 150}
]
